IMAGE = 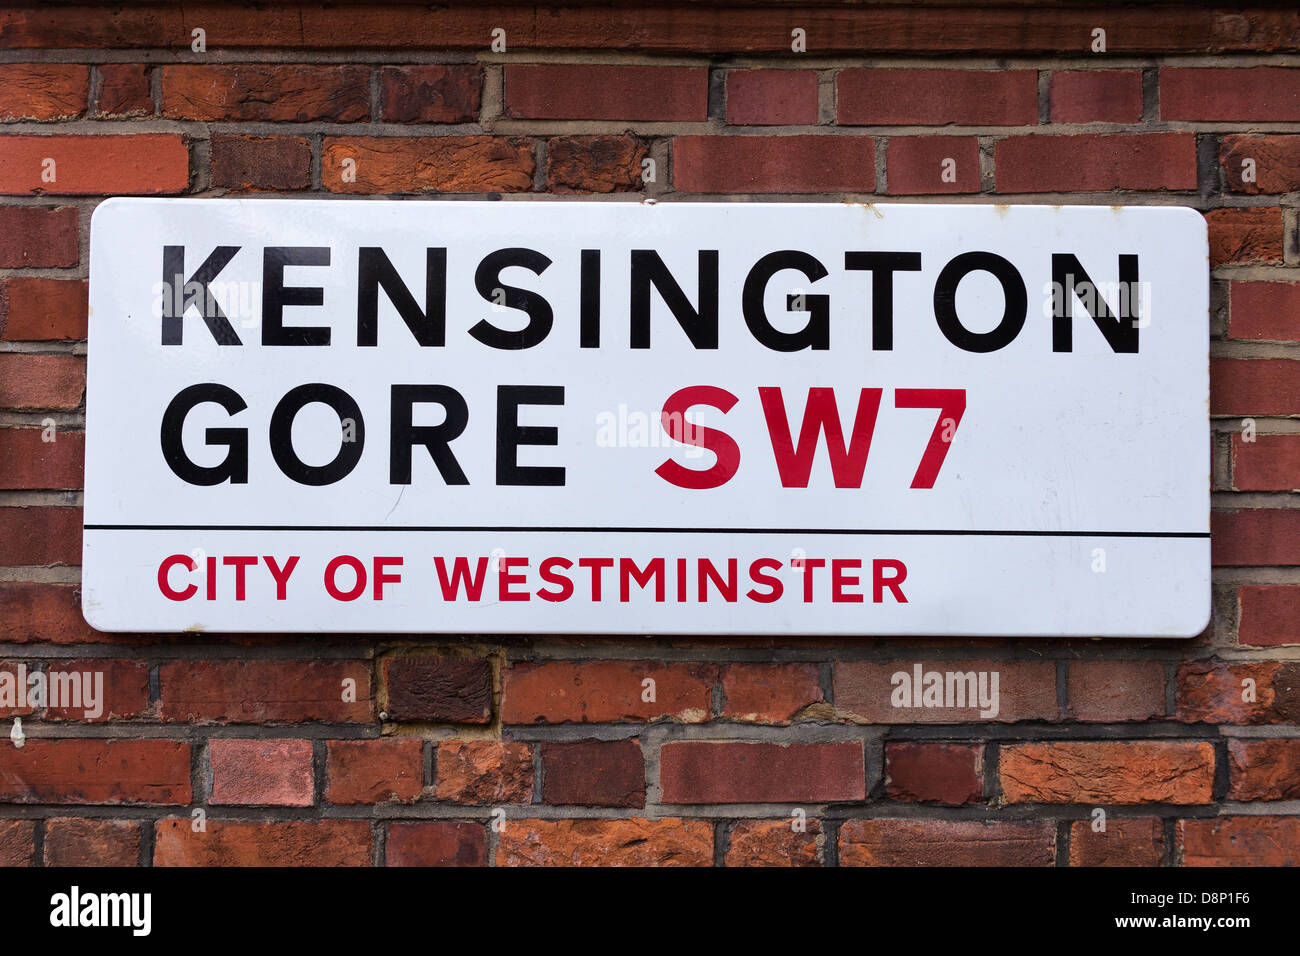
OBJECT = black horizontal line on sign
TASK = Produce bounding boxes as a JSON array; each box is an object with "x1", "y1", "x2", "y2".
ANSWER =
[{"x1": 82, "y1": 525, "x2": 1211, "y2": 538}]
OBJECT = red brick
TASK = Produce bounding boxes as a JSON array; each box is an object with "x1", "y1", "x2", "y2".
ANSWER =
[
  {"x1": 1050, "y1": 70, "x2": 1143, "y2": 124},
  {"x1": 541, "y1": 739, "x2": 645, "y2": 807},
  {"x1": 1212, "y1": 359, "x2": 1300, "y2": 417},
  {"x1": 1067, "y1": 661, "x2": 1166, "y2": 721},
  {"x1": 1180, "y1": 816, "x2": 1300, "y2": 866},
  {"x1": 1227, "y1": 739, "x2": 1300, "y2": 801},
  {"x1": 725, "y1": 818, "x2": 822, "y2": 866},
  {"x1": 383, "y1": 656, "x2": 491, "y2": 723},
  {"x1": 0, "y1": 134, "x2": 188, "y2": 195},
  {"x1": 434, "y1": 740, "x2": 533, "y2": 804},
  {"x1": 386, "y1": 821, "x2": 485, "y2": 866},
  {"x1": 886, "y1": 136, "x2": 980, "y2": 194},
  {"x1": 44, "y1": 818, "x2": 140, "y2": 866},
  {"x1": 840, "y1": 819, "x2": 1054, "y2": 866},
  {"x1": 158, "y1": 659, "x2": 373, "y2": 723},
  {"x1": 1161, "y1": 67, "x2": 1300, "y2": 122},
  {"x1": 673, "y1": 135, "x2": 874, "y2": 194},
  {"x1": 505, "y1": 65, "x2": 706, "y2": 121},
  {"x1": 211, "y1": 135, "x2": 311, "y2": 192},
  {"x1": 155, "y1": 818, "x2": 370, "y2": 866},
  {"x1": 326, "y1": 738, "x2": 423, "y2": 804},
  {"x1": 1001, "y1": 741, "x2": 1214, "y2": 804},
  {"x1": 1233, "y1": 435, "x2": 1300, "y2": 492},
  {"x1": 834, "y1": 660, "x2": 1058, "y2": 723},
  {"x1": 0, "y1": 64, "x2": 87, "y2": 121},
  {"x1": 0, "y1": 820, "x2": 34, "y2": 866},
  {"x1": 726, "y1": 70, "x2": 818, "y2": 125},
  {"x1": 0, "y1": 354, "x2": 84, "y2": 411},
  {"x1": 96, "y1": 64, "x2": 151, "y2": 117},
  {"x1": 720, "y1": 662, "x2": 823, "y2": 724},
  {"x1": 0, "y1": 205, "x2": 77, "y2": 267},
  {"x1": 210, "y1": 738, "x2": 314, "y2": 806},
  {"x1": 1069, "y1": 818, "x2": 1163, "y2": 866},
  {"x1": 1212, "y1": 509, "x2": 1300, "y2": 566},
  {"x1": 885, "y1": 742, "x2": 983, "y2": 804},
  {"x1": 660, "y1": 741, "x2": 864, "y2": 804},
  {"x1": 0, "y1": 428, "x2": 83, "y2": 490},
  {"x1": 322, "y1": 136, "x2": 535, "y2": 194},
  {"x1": 162, "y1": 64, "x2": 368, "y2": 121},
  {"x1": 0, "y1": 659, "x2": 37, "y2": 717},
  {"x1": 1230, "y1": 281, "x2": 1300, "y2": 342},
  {"x1": 497, "y1": 818, "x2": 712, "y2": 866},
  {"x1": 546, "y1": 134, "x2": 648, "y2": 194},
  {"x1": 1176, "y1": 660, "x2": 1298, "y2": 723},
  {"x1": 995, "y1": 133, "x2": 1196, "y2": 193},
  {"x1": 0, "y1": 584, "x2": 97, "y2": 644},
  {"x1": 44, "y1": 658, "x2": 150, "y2": 721},
  {"x1": 379, "y1": 65, "x2": 480, "y2": 123},
  {"x1": 1206, "y1": 207, "x2": 1285, "y2": 267},
  {"x1": 0, "y1": 507, "x2": 81, "y2": 566},
  {"x1": 1239, "y1": 585, "x2": 1300, "y2": 648},
  {"x1": 838, "y1": 69, "x2": 1037, "y2": 126},
  {"x1": 0, "y1": 277, "x2": 88, "y2": 341},
  {"x1": 0, "y1": 739, "x2": 190, "y2": 804},
  {"x1": 1221, "y1": 135, "x2": 1300, "y2": 194},
  {"x1": 502, "y1": 660, "x2": 714, "y2": 724}
]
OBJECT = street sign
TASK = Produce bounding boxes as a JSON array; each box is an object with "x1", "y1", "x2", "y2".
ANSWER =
[{"x1": 84, "y1": 199, "x2": 1209, "y2": 635}]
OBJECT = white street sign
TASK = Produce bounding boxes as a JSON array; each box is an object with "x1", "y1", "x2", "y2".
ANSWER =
[{"x1": 84, "y1": 199, "x2": 1209, "y2": 636}]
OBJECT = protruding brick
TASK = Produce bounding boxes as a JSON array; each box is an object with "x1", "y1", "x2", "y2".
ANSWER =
[
  {"x1": 1229, "y1": 281, "x2": 1300, "y2": 341},
  {"x1": 0, "y1": 135, "x2": 188, "y2": 195},
  {"x1": 505, "y1": 65, "x2": 706, "y2": 121},
  {"x1": 886, "y1": 136, "x2": 980, "y2": 194},
  {"x1": 1206, "y1": 207, "x2": 1284, "y2": 266},
  {"x1": 501, "y1": 660, "x2": 715, "y2": 724},
  {"x1": 546, "y1": 134, "x2": 648, "y2": 194},
  {"x1": 885, "y1": 742, "x2": 983, "y2": 804},
  {"x1": 0, "y1": 740, "x2": 190, "y2": 804},
  {"x1": 838, "y1": 69, "x2": 1037, "y2": 126},
  {"x1": 673, "y1": 135, "x2": 875, "y2": 194},
  {"x1": 1050, "y1": 70, "x2": 1143, "y2": 124},
  {"x1": 1221, "y1": 135, "x2": 1300, "y2": 194},
  {"x1": 384, "y1": 656, "x2": 492, "y2": 723},
  {"x1": 1238, "y1": 585, "x2": 1300, "y2": 648},
  {"x1": 725, "y1": 819, "x2": 821, "y2": 866},
  {"x1": 210, "y1": 738, "x2": 314, "y2": 806},
  {"x1": 497, "y1": 818, "x2": 712, "y2": 866},
  {"x1": 1177, "y1": 660, "x2": 1298, "y2": 724},
  {"x1": 434, "y1": 740, "x2": 533, "y2": 804},
  {"x1": 0, "y1": 205, "x2": 77, "y2": 267},
  {"x1": 834, "y1": 660, "x2": 1058, "y2": 723},
  {"x1": 720, "y1": 662, "x2": 823, "y2": 723},
  {"x1": 660, "y1": 741, "x2": 865, "y2": 804},
  {"x1": 0, "y1": 507, "x2": 81, "y2": 566},
  {"x1": 1211, "y1": 509, "x2": 1300, "y2": 566},
  {"x1": 0, "y1": 820, "x2": 34, "y2": 866},
  {"x1": 162, "y1": 64, "x2": 369, "y2": 121},
  {"x1": 726, "y1": 70, "x2": 818, "y2": 126},
  {"x1": 0, "y1": 278, "x2": 88, "y2": 341},
  {"x1": 0, "y1": 64, "x2": 87, "y2": 120},
  {"x1": 1227, "y1": 739, "x2": 1300, "y2": 800},
  {"x1": 211, "y1": 135, "x2": 311, "y2": 191},
  {"x1": 379, "y1": 65, "x2": 480, "y2": 123},
  {"x1": 326, "y1": 738, "x2": 423, "y2": 804},
  {"x1": 386, "y1": 821, "x2": 485, "y2": 866},
  {"x1": 1000, "y1": 741, "x2": 1214, "y2": 804},
  {"x1": 1069, "y1": 818, "x2": 1163, "y2": 866},
  {"x1": 840, "y1": 819, "x2": 1054, "y2": 866},
  {"x1": 541, "y1": 739, "x2": 645, "y2": 807},
  {"x1": 155, "y1": 819, "x2": 370, "y2": 866},
  {"x1": 322, "y1": 136, "x2": 535, "y2": 194},
  {"x1": 1067, "y1": 662, "x2": 1166, "y2": 721},
  {"x1": 96, "y1": 64, "x2": 151, "y2": 116},
  {"x1": 158, "y1": 659, "x2": 373, "y2": 723},
  {"x1": 995, "y1": 133, "x2": 1196, "y2": 192},
  {"x1": 0, "y1": 428, "x2": 83, "y2": 490},
  {"x1": 1180, "y1": 816, "x2": 1300, "y2": 866},
  {"x1": 1161, "y1": 67, "x2": 1300, "y2": 121},
  {"x1": 44, "y1": 818, "x2": 141, "y2": 866}
]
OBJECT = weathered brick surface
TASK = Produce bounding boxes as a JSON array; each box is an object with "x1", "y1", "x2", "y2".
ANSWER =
[
  {"x1": 497, "y1": 818, "x2": 713, "y2": 866},
  {"x1": 435, "y1": 740, "x2": 533, "y2": 804},
  {"x1": 384, "y1": 656, "x2": 492, "y2": 723},
  {"x1": 1069, "y1": 818, "x2": 1164, "y2": 867},
  {"x1": 840, "y1": 819, "x2": 1055, "y2": 866},
  {"x1": 1000, "y1": 741, "x2": 1215, "y2": 804}
]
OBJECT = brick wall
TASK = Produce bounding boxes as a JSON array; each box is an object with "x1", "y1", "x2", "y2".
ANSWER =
[{"x1": 1, "y1": 2, "x2": 1298, "y2": 867}]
